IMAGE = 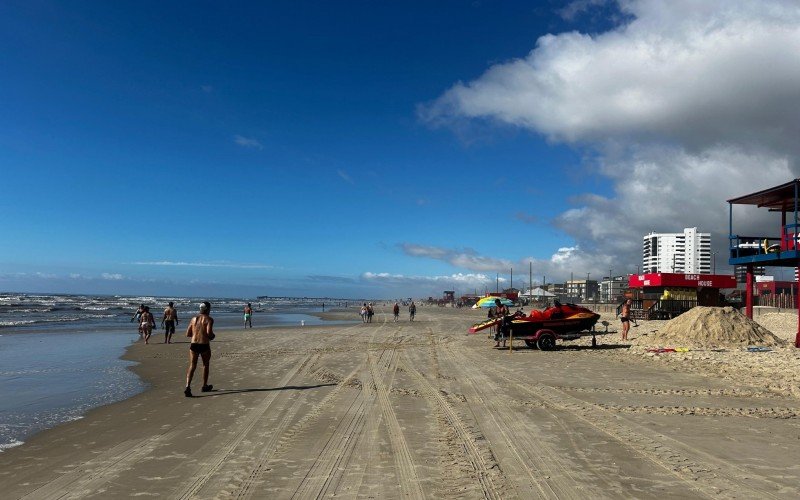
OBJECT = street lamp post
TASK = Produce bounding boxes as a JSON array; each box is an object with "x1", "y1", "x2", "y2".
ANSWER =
[{"x1": 712, "y1": 252, "x2": 718, "y2": 274}]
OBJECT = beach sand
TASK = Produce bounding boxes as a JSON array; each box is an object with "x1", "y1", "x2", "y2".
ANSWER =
[{"x1": 1, "y1": 306, "x2": 799, "y2": 498}]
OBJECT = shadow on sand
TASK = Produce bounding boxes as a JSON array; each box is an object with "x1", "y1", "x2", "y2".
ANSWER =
[
  {"x1": 493, "y1": 344, "x2": 630, "y2": 352},
  {"x1": 192, "y1": 383, "x2": 337, "y2": 397}
]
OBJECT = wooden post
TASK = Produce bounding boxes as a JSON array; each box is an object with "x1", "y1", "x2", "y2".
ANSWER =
[
  {"x1": 509, "y1": 329, "x2": 513, "y2": 353},
  {"x1": 796, "y1": 265, "x2": 800, "y2": 348},
  {"x1": 746, "y1": 264, "x2": 754, "y2": 319}
]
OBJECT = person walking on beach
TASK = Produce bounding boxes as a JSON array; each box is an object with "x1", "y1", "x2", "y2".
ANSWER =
[
  {"x1": 393, "y1": 302, "x2": 400, "y2": 322},
  {"x1": 367, "y1": 303, "x2": 374, "y2": 323},
  {"x1": 161, "y1": 302, "x2": 179, "y2": 344},
  {"x1": 141, "y1": 306, "x2": 156, "y2": 344},
  {"x1": 185, "y1": 301, "x2": 215, "y2": 397},
  {"x1": 244, "y1": 303, "x2": 253, "y2": 328},
  {"x1": 131, "y1": 304, "x2": 145, "y2": 336},
  {"x1": 620, "y1": 298, "x2": 632, "y2": 341},
  {"x1": 409, "y1": 301, "x2": 416, "y2": 321},
  {"x1": 360, "y1": 303, "x2": 368, "y2": 323}
]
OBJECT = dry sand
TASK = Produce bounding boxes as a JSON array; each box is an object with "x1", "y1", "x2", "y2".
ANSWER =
[{"x1": 1, "y1": 305, "x2": 800, "y2": 499}]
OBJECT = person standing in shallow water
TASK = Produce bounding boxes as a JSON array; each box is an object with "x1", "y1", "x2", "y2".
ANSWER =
[
  {"x1": 185, "y1": 301, "x2": 215, "y2": 397},
  {"x1": 162, "y1": 301, "x2": 178, "y2": 344},
  {"x1": 131, "y1": 304, "x2": 145, "y2": 336}
]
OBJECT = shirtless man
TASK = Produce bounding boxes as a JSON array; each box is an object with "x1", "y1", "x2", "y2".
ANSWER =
[
  {"x1": 243, "y1": 303, "x2": 253, "y2": 328},
  {"x1": 184, "y1": 301, "x2": 215, "y2": 397},
  {"x1": 620, "y1": 298, "x2": 632, "y2": 341},
  {"x1": 493, "y1": 299, "x2": 510, "y2": 347},
  {"x1": 162, "y1": 301, "x2": 179, "y2": 344}
]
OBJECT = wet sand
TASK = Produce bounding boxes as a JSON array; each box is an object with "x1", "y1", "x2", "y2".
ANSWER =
[{"x1": 1, "y1": 306, "x2": 799, "y2": 498}]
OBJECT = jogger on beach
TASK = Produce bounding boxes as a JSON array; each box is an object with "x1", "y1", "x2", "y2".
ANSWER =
[{"x1": 185, "y1": 301, "x2": 215, "y2": 397}]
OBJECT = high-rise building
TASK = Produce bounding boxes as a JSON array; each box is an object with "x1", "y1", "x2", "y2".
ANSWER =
[
  {"x1": 643, "y1": 227, "x2": 711, "y2": 274},
  {"x1": 734, "y1": 265, "x2": 765, "y2": 283}
]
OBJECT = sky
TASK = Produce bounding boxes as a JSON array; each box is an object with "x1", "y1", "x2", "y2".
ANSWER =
[{"x1": 2, "y1": 0, "x2": 800, "y2": 299}]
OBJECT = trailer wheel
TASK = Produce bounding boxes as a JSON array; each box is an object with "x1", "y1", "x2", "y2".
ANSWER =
[
  {"x1": 537, "y1": 333, "x2": 556, "y2": 351},
  {"x1": 524, "y1": 340, "x2": 538, "y2": 349}
]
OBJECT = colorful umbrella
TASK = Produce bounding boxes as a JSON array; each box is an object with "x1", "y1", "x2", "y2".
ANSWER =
[{"x1": 472, "y1": 296, "x2": 514, "y2": 308}]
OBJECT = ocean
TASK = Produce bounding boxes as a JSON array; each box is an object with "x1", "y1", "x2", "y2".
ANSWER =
[{"x1": 0, "y1": 293, "x2": 356, "y2": 451}]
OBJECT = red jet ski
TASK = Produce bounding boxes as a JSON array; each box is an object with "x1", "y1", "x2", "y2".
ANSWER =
[{"x1": 469, "y1": 301, "x2": 601, "y2": 349}]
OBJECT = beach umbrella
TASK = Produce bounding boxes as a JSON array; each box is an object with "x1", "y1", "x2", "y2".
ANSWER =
[{"x1": 472, "y1": 297, "x2": 514, "y2": 308}]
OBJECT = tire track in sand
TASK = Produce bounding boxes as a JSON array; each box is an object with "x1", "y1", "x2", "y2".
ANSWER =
[
  {"x1": 399, "y1": 354, "x2": 503, "y2": 500},
  {"x1": 438, "y1": 335, "x2": 596, "y2": 500},
  {"x1": 20, "y1": 354, "x2": 303, "y2": 500},
  {"x1": 174, "y1": 353, "x2": 317, "y2": 499},
  {"x1": 287, "y1": 318, "x2": 397, "y2": 499},
  {"x1": 461, "y1": 347, "x2": 788, "y2": 499}
]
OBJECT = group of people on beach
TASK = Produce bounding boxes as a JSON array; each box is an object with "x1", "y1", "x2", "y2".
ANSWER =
[
  {"x1": 131, "y1": 301, "x2": 215, "y2": 397},
  {"x1": 361, "y1": 301, "x2": 417, "y2": 322},
  {"x1": 131, "y1": 302, "x2": 179, "y2": 344}
]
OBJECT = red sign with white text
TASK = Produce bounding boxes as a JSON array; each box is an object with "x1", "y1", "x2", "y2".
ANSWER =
[{"x1": 628, "y1": 273, "x2": 737, "y2": 289}]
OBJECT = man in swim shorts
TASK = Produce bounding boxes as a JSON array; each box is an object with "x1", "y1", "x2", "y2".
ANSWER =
[
  {"x1": 185, "y1": 301, "x2": 215, "y2": 397},
  {"x1": 162, "y1": 301, "x2": 179, "y2": 344},
  {"x1": 244, "y1": 303, "x2": 253, "y2": 328},
  {"x1": 620, "y1": 298, "x2": 632, "y2": 341}
]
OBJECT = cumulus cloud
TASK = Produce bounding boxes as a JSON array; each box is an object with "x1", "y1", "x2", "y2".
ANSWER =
[
  {"x1": 399, "y1": 244, "x2": 513, "y2": 272},
  {"x1": 400, "y1": 242, "x2": 614, "y2": 284},
  {"x1": 233, "y1": 135, "x2": 264, "y2": 149},
  {"x1": 362, "y1": 271, "x2": 500, "y2": 291},
  {"x1": 420, "y1": 0, "x2": 800, "y2": 276}
]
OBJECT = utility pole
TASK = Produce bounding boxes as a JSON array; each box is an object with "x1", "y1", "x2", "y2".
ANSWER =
[
  {"x1": 712, "y1": 252, "x2": 717, "y2": 274},
  {"x1": 496, "y1": 273, "x2": 499, "y2": 293},
  {"x1": 510, "y1": 267, "x2": 513, "y2": 290},
  {"x1": 529, "y1": 262, "x2": 533, "y2": 297},
  {"x1": 608, "y1": 268, "x2": 613, "y2": 302}
]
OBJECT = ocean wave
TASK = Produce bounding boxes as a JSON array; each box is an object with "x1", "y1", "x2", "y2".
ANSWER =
[
  {"x1": 0, "y1": 317, "x2": 84, "y2": 328},
  {"x1": 0, "y1": 439, "x2": 24, "y2": 452}
]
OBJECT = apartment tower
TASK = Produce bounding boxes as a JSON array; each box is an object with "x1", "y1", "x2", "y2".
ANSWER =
[{"x1": 643, "y1": 227, "x2": 711, "y2": 274}]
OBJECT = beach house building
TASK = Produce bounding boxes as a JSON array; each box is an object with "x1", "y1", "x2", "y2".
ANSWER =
[{"x1": 643, "y1": 227, "x2": 711, "y2": 274}]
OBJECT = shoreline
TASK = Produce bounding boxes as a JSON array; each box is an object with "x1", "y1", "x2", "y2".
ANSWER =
[{"x1": 1, "y1": 306, "x2": 798, "y2": 498}]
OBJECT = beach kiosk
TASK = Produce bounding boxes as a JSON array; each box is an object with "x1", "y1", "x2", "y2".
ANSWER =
[
  {"x1": 627, "y1": 273, "x2": 736, "y2": 319},
  {"x1": 728, "y1": 178, "x2": 800, "y2": 347}
]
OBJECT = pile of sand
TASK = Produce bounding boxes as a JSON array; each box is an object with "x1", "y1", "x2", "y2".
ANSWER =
[{"x1": 642, "y1": 306, "x2": 784, "y2": 347}]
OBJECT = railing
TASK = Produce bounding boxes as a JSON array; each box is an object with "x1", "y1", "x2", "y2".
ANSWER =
[{"x1": 729, "y1": 235, "x2": 781, "y2": 259}]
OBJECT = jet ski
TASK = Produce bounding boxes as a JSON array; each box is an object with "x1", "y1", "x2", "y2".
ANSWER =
[{"x1": 469, "y1": 301, "x2": 600, "y2": 336}]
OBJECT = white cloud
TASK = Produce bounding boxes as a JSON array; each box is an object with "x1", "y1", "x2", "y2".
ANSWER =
[
  {"x1": 131, "y1": 261, "x2": 273, "y2": 269},
  {"x1": 400, "y1": 244, "x2": 513, "y2": 272},
  {"x1": 362, "y1": 271, "x2": 500, "y2": 289},
  {"x1": 400, "y1": 242, "x2": 612, "y2": 283},
  {"x1": 233, "y1": 135, "x2": 264, "y2": 149},
  {"x1": 101, "y1": 273, "x2": 124, "y2": 280},
  {"x1": 421, "y1": 0, "x2": 800, "y2": 276}
]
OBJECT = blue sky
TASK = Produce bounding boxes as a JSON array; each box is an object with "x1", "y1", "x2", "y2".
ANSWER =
[{"x1": 2, "y1": 1, "x2": 799, "y2": 298}]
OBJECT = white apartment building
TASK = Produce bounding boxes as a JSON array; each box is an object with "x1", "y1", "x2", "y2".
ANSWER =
[{"x1": 643, "y1": 227, "x2": 711, "y2": 274}]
